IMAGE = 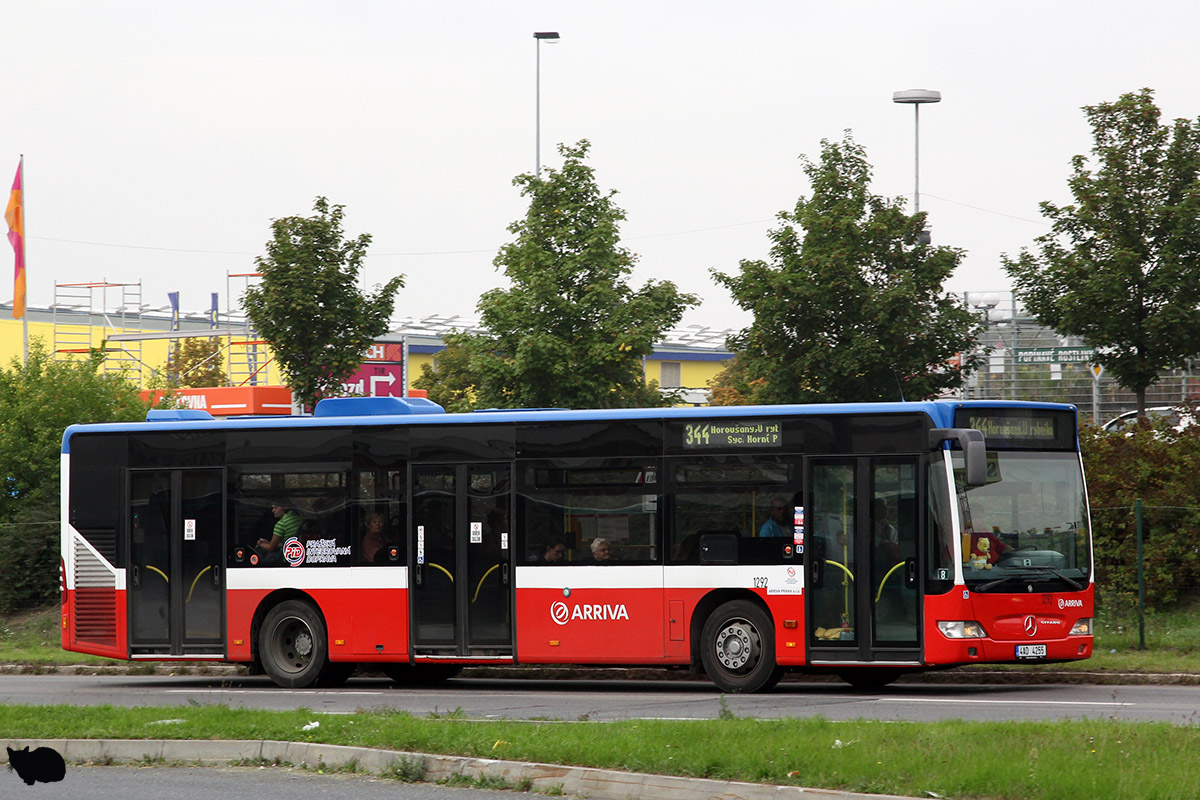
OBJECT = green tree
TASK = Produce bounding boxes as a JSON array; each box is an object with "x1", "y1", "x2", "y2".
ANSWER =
[
  {"x1": 1004, "y1": 89, "x2": 1200, "y2": 416},
  {"x1": 167, "y1": 337, "x2": 228, "y2": 388},
  {"x1": 412, "y1": 334, "x2": 481, "y2": 413},
  {"x1": 711, "y1": 132, "x2": 980, "y2": 404},
  {"x1": 0, "y1": 341, "x2": 151, "y2": 611},
  {"x1": 1080, "y1": 416, "x2": 1200, "y2": 607},
  {"x1": 243, "y1": 197, "x2": 404, "y2": 410},
  {"x1": 418, "y1": 141, "x2": 698, "y2": 409}
]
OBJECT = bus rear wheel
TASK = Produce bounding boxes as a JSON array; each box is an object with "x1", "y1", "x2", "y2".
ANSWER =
[
  {"x1": 700, "y1": 600, "x2": 783, "y2": 693},
  {"x1": 259, "y1": 600, "x2": 333, "y2": 688}
]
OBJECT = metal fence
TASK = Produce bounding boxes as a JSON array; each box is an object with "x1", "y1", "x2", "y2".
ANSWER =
[{"x1": 961, "y1": 292, "x2": 1197, "y2": 426}]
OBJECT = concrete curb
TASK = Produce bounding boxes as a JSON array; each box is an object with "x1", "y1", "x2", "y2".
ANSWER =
[{"x1": 4, "y1": 738, "x2": 918, "y2": 800}]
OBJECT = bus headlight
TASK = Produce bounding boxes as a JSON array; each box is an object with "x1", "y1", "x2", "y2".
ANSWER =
[
  {"x1": 1069, "y1": 618, "x2": 1093, "y2": 636},
  {"x1": 938, "y1": 620, "x2": 987, "y2": 639}
]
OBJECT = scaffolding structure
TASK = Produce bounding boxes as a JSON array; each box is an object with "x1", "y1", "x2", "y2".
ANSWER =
[
  {"x1": 51, "y1": 280, "x2": 144, "y2": 384},
  {"x1": 226, "y1": 271, "x2": 272, "y2": 386}
]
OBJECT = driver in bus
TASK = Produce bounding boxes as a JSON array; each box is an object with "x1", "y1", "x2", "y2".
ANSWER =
[
  {"x1": 257, "y1": 500, "x2": 302, "y2": 559},
  {"x1": 758, "y1": 497, "x2": 791, "y2": 537}
]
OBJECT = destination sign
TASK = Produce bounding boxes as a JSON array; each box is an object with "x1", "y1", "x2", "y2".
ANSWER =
[
  {"x1": 965, "y1": 414, "x2": 1057, "y2": 441},
  {"x1": 954, "y1": 408, "x2": 1076, "y2": 451},
  {"x1": 683, "y1": 420, "x2": 782, "y2": 450}
]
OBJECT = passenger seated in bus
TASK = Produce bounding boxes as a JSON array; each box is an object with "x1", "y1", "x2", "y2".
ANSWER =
[
  {"x1": 361, "y1": 511, "x2": 400, "y2": 563},
  {"x1": 535, "y1": 540, "x2": 566, "y2": 564},
  {"x1": 257, "y1": 500, "x2": 302, "y2": 562},
  {"x1": 758, "y1": 497, "x2": 790, "y2": 537},
  {"x1": 589, "y1": 537, "x2": 615, "y2": 562}
]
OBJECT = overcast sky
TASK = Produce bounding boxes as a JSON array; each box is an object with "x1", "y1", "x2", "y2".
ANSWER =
[{"x1": 4, "y1": 1, "x2": 1198, "y2": 331}]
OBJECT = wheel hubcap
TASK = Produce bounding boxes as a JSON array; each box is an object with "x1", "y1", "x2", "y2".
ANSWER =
[
  {"x1": 715, "y1": 619, "x2": 760, "y2": 672},
  {"x1": 275, "y1": 617, "x2": 315, "y2": 673}
]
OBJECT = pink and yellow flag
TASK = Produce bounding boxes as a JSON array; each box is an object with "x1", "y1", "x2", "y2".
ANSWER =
[{"x1": 6, "y1": 159, "x2": 25, "y2": 319}]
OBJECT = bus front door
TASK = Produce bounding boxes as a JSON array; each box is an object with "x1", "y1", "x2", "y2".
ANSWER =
[
  {"x1": 806, "y1": 458, "x2": 921, "y2": 665},
  {"x1": 128, "y1": 468, "x2": 225, "y2": 656},
  {"x1": 410, "y1": 464, "x2": 513, "y2": 658}
]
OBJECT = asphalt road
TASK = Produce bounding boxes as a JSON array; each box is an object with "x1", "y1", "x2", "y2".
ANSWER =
[{"x1": 2, "y1": 673, "x2": 1198, "y2": 725}]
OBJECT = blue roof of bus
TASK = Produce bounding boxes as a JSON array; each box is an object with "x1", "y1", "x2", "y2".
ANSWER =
[{"x1": 61, "y1": 398, "x2": 1077, "y2": 454}]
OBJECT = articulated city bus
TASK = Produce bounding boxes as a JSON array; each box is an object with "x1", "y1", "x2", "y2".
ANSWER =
[{"x1": 61, "y1": 397, "x2": 1093, "y2": 692}]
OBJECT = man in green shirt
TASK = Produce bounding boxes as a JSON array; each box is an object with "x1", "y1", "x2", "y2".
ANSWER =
[{"x1": 258, "y1": 501, "x2": 303, "y2": 556}]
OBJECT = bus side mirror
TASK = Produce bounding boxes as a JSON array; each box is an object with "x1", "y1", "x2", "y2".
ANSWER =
[{"x1": 929, "y1": 427, "x2": 988, "y2": 487}]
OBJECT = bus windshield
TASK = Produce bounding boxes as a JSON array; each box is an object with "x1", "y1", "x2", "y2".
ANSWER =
[{"x1": 954, "y1": 451, "x2": 1090, "y2": 590}]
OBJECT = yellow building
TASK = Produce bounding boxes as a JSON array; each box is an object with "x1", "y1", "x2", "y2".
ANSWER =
[{"x1": 0, "y1": 301, "x2": 732, "y2": 406}]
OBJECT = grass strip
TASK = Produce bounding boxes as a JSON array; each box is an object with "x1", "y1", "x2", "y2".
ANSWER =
[{"x1": 0, "y1": 703, "x2": 1197, "y2": 800}]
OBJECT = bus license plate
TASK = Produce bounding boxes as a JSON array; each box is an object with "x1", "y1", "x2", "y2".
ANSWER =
[{"x1": 1016, "y1": 644, "x2": 1047, "y2": 659}]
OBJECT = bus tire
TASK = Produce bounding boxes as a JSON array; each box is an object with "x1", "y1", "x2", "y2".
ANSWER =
[
  {"x1": 837, "y1": 668, "x2": 902, "y2": 691},
  {"x1": 700, "y1": 600, "x2": 783, "y2": 693},
  {"x1": 259, "y1": 600, "x2": 330, "y2": 688}
]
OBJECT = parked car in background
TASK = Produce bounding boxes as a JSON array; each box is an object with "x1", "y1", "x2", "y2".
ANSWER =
[{"x1": 1101, "y1": 406, "x2": 1195, "y2": 433}]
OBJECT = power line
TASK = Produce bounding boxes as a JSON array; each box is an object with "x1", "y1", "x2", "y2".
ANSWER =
[
  {"x1": 28, "y1": 198, "x2": 1043, "y2": 259},
  {"x1": 921, "y1": 194, "x2": 1050, "y2": 226}
]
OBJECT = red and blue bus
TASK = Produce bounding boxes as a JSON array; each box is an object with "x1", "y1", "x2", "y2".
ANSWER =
[{"x1": 61, "y1": 397, "x2": 1093, "y2": 692}]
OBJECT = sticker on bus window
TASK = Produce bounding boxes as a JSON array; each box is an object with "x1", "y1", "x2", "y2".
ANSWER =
[
  {"x1": 471, "y1": 521, "x2": 483, "y2": 544},
  {"x1": 501, "y1": 533, "x2": 509, "y2": 550},
  {"x1": 184, "y1": 519, "x2": 196, "y2": 541}
]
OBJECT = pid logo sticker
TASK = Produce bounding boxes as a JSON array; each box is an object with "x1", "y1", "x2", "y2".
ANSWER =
[
  {"x1": 283, "y1": 537, "x2": 306, "y2": 567},
  {"x1": 550, "y1": 601, "x2": 570, "y2": 626}
]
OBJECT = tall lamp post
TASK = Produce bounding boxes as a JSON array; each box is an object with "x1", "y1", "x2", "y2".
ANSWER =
[
  {"x1": 892, "y1": 88, "x2": 941, "y2": 243},
  {"x1": 969, "y1": 292, "x2": 1000, "y2": 399},
  {"x1": 534, "y1": 31, "x2": 561, "y2": 177}
]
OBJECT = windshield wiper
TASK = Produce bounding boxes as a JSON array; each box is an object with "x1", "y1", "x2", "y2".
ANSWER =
[
  {"x1": 1019, "y1": 565, "x2": 1084, "y2": 591},
  {"x1": 974, "y1": 573, "x2": 1028, "y2": 593},
  {"x1": 974, "y1": 565, "x2": 1083, "y2": 593}
]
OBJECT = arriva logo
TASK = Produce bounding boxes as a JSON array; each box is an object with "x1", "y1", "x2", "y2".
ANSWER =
[
  {"x1": 1058, "y1": 598, "x2": 1084, "y2": 609},
  {"x1": 550, "y1": 600, "x2": 630, "y2": 626}
]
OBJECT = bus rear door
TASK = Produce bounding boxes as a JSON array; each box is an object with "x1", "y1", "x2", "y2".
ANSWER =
[{"x1": 127, "y1": 468, "x2": 225, "y2": 656}]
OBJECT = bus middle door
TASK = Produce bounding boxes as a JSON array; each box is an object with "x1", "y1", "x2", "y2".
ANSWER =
[{"x1": 410, "y1": 464, "x2": 513, "y2": 659}]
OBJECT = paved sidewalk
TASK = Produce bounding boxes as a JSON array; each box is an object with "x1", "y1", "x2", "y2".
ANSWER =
[{"x1": 6, "y1": 738, "x2": 917, "y2": 800}]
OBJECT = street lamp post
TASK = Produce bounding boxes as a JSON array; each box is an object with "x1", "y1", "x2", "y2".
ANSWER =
[
  {"x1": 893, "y1": 89, "x2": 941, "y2": 243},
  {"x1": 533, "y1": 31, "x2": 561, "y2": 177},
  {"x1": 969, "y1": 292, "x2": 1000, "y2": 399}
]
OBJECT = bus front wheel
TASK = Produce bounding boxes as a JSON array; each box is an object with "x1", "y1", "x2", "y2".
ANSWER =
[
  {"x1": 259, "y1": 600, "x2": 332, "y2": 688},
  {"x1": 700, "y1": 600, "x2": 783, "y2": 693}
]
